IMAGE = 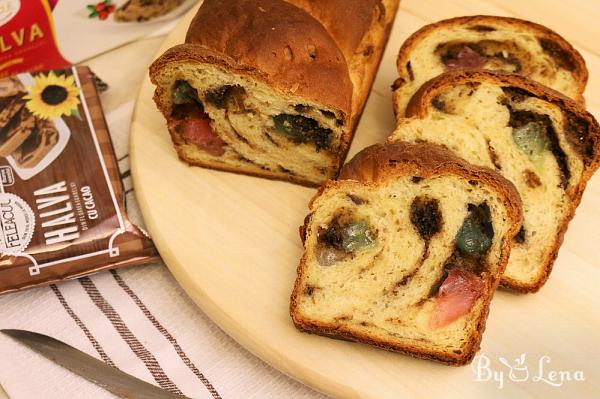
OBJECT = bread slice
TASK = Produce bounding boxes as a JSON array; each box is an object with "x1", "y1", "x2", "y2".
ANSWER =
[
  {"x1": 392, "y1": 16, "x2": 588, "y2": 117},
  {"x1": 389, "y1": 70, "x2": 600, "y2": 292},
  {"x1": 150, "y1": 0, "x2": 399, "y2": 186},
  {"x1": 290, "y1": 142, "x2": 522, "y2": 365}
]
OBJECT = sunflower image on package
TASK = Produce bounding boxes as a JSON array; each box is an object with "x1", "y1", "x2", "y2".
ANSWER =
[{"x1": 0, "y1": 66, "x2": 157, "y2": 294}]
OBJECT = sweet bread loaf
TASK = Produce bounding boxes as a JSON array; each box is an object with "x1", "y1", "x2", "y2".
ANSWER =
[
  {"x1": 150, "y1": 0, "x2": 399, "y2": 186},
  {"x1": 389, "y1": 70, "x2": 600, "y2": 292},
  {"x1": 290, "y1": 142, "x2": 522, "y2": 364},
  {"x1": 392, "y1": 16, "x2": 588, "y2": 116}
]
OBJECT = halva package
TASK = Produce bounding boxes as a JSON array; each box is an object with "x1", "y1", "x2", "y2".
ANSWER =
[{"x1": 0, "y1": 65, "x2": 157, "y2": 294}]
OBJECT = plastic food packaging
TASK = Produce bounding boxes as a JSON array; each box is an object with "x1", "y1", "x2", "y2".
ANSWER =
[{"x1": 0, "y1": 65, "x2": 158, "y2": 294}]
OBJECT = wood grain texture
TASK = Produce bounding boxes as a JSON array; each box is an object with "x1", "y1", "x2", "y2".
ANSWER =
[{"x1": 130, "y1": 1, "x2": 600, "y2": 398}]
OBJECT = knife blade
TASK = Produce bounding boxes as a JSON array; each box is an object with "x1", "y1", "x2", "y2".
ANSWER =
[{"x1": 1, "y1": 329, "x2": 190, "y2": 399}]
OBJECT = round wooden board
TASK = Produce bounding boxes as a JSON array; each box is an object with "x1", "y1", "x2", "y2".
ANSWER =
[{"x1": 130, "y1": 2, "x2": 600, "y2": 398}]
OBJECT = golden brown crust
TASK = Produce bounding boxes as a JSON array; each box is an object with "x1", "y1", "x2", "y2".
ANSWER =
[
  {"x1": 288, "y1": 0, "x2": 380, "y2": 62},
  {"x1": 402, "y1": 70, "x2": 600, "y2": 292},
  {"x1": 291, "y1": 142, "x2": 523, "y2": 365},
  {"x1": 150, "y1": 0, "x2": 399, "y2": 186},
  {"x1": 339, "y1": 142, "x2": 521, "y2": 208},
  {"x1": 183, "y1": 0, "x2": 352, "y2": 115},
  {"x1": 393, "y1": 15, "x2": 588, "y2": 117},
  {"x1": 336, "y1": 0, "x2": 400, "y2": 173},
  {"x1": 291, "y1": 279, "x2": 496, "y2": 365}
]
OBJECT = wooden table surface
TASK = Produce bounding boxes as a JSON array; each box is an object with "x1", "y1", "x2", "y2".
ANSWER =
[{"x1": 3, "y1": 0, "x2": 600, "y2": 397}]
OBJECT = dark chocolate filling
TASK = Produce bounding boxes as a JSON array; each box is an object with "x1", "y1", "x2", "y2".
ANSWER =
[
  {"x1": 0, "y1": 99, "x2": 24, "y2": 133},
  {"x1": 410, "y1": 196, "x2": 442, "y2": 241},
  {"x1": 441, "y1": 45, "x2": 486, "y2": 69},
  {"x1": 320, "y1": 109, "x2": 336, "y2": 119},
  {"x1": 318, "y1": 215, "x2": 348, "y2": 250},
  {"x1": 347, "y1": 194, "x2": 366, "y2": 205},
  {"x1": 406, "y1": 61, "x2": 414, "y2": 81},
  {"x1": 564, "y1": 110, "x2": 596, "y2": 165},
  {"x1": 514, "y1": 226, "x2": 526, "y2": 244},
  {"x1": 384, "y1": 196, "x2": 444, "y2": 293},
  {"x1": 278, "y1": 165, "x2": 295, "y2": 175},
  {"x1": 539, "y1": 38, "x2": 576, "y2": 71},
  {"x1": 468, "y1": 25, "x2": 496, "y2": 32},
  {"x1": 388, "y1": 247, "x2": 428, "y2": 294},
  {"x1": 294, "y1": 104, "x2": 311, "y2": 113},
  {"x1": 429, "y1": 250, "x2": 488, "y2": 297},
  {"x1": 304, "y1": 285, "x2": 320, "y2": 296},
  {"x1": 431, "y1": 96, "x2": 446, "y2": 112},
  {"x1": 317, "y1": 213, "x2": 376, "y2": 252},
  {"x1": 204, "y1": 85, "x2": 245, "y2": 109},
  {"x1": 501, "y1": 86, "x2": 535, "y2": 103},
  {"x1": 508, "y1": 109, "x2": 570, "y2": 188},
  {"x1": 272, "y1": 114, "x2": 332, "y2": 151},
  {"x1": 524, "y1": 169, "x2": 542, "y2": 188},
  {"x1": 391, "y1": 77, "x2": 405, "y2": 91}
]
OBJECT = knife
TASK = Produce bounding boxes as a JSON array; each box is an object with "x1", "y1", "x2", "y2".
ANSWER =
[{"x1": 1, "y1": 329, "x2": 190, "y2": 399}]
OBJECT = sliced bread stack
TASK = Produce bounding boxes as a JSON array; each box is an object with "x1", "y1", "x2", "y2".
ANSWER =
[
  {"x1": 389, "y1": 17, "x2": 598, "y2": 292},
  {"x1": 291, "y1": 15, "x2": 599, "y2": 364},
  {"x1": 389, "y1": 70, "x2": 600, "y2": 292}
]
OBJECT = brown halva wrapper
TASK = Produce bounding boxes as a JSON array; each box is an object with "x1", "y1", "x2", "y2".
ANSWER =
[{"x1": 0, "y1": 66, "x2": 158, "y2": 294}]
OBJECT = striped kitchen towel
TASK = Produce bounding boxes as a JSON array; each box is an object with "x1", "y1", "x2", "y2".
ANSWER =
[{"x1": 0, "y1": 264, "x2": 325, "y2": 398}]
